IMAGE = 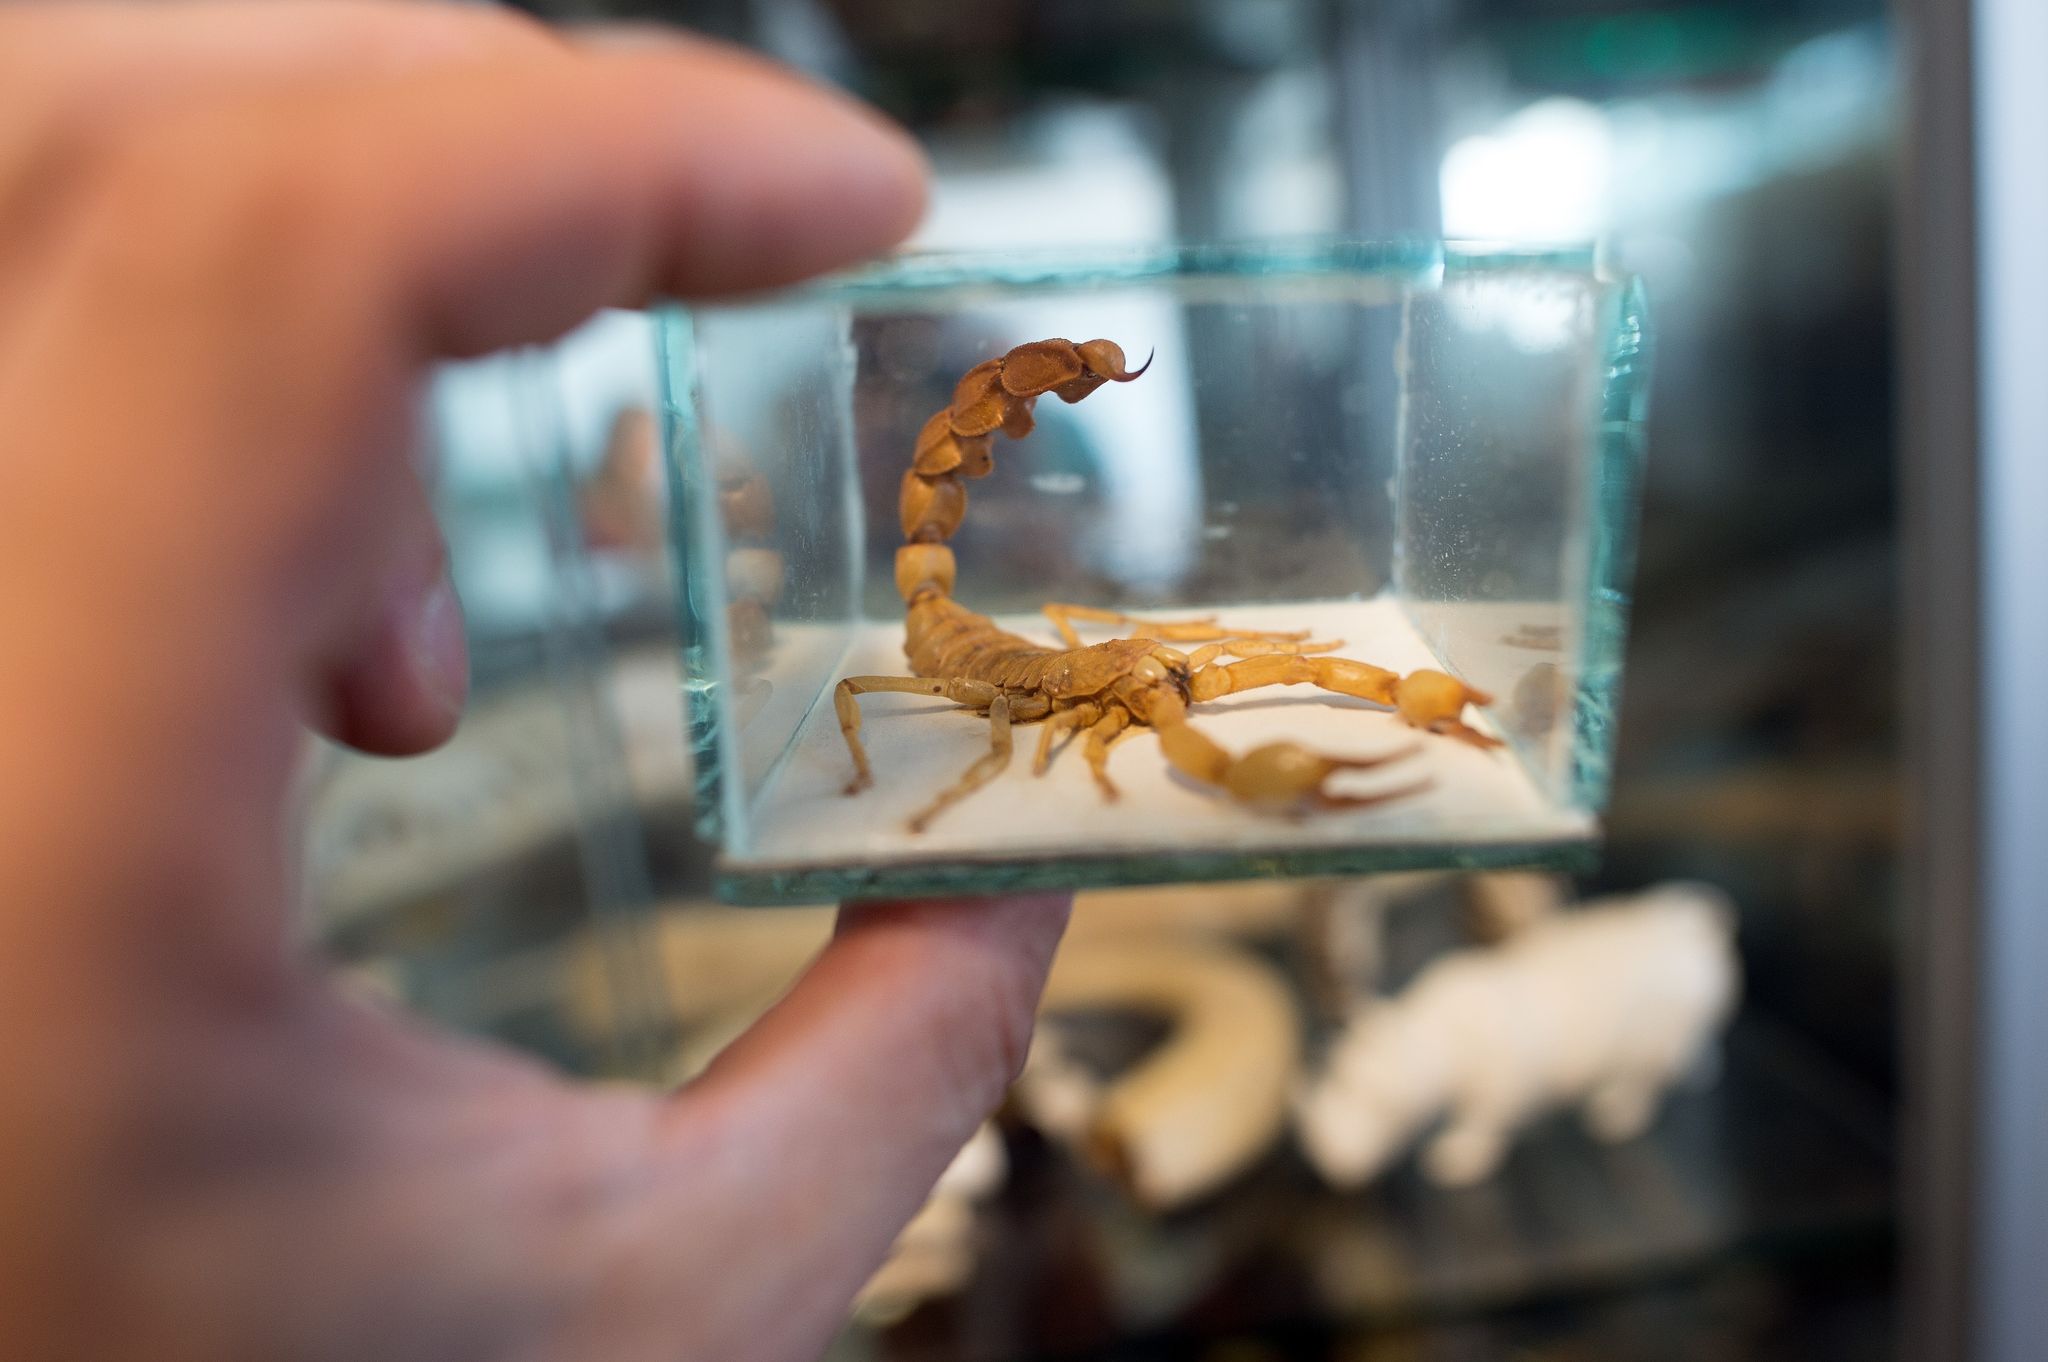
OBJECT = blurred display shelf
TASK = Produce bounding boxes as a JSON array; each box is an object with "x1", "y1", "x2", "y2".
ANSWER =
[
  {"x1": 308, "y1": 646, "x2": 698, "y2": 946},
  {"x1": 330, "y1": 869, "x2": 1889, "y2": 1355},
  {"x1": 851, "y1": 1013, "x2": 1891, "y2": 1362},
  {"x1": 334, "y1": 874, "x2": 1890, "y2": 1356}
]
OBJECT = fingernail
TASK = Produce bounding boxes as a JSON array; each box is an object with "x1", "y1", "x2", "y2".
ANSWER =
[{"x1": 412, "y1": 571, "x2": 470, "y2": 719}]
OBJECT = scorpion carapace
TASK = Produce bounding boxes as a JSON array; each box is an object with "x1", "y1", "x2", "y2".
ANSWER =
[{"x1": 834, "y1": 337, "x2": 1502, "y2": 833}]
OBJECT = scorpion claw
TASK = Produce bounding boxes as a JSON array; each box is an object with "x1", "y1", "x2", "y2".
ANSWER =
[
  {"x1": 1219, "y1": 740, "x2": 1424, "y2": 814},
  {"x1": 1311, "y1": 775, "x2": 1435, "y2": 813},
  {"x1": 1394, "y1": 670, "x2": 1504, "y2": 749},
  {"x1": 1430, "y1": 721, "x2": 1507, "y2": 751}
]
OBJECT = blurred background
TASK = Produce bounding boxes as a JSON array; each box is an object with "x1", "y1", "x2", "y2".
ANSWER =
[{"x1": 304, "y1": 0, "x2": 1908, "y2": 1357}]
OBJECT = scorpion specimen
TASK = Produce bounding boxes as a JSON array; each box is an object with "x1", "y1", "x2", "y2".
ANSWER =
[{"x1": 834, "y1": 338, "x2": 1501, "y2": 832}]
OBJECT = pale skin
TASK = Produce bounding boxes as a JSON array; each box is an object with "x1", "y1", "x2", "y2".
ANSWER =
[{"x1": 0, "y1": 5, "x2": 1073, "y2": 1360}]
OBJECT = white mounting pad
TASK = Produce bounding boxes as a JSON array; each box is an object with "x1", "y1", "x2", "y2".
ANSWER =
[{"x1": 735, "y1": 598, "x2": 1590, "y2": 872}]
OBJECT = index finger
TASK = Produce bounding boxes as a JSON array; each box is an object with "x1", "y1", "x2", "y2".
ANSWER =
[
  {"x1": 269, "y1": 36, "x2": 927, "y2": 356},
  {"x1": 0, "y1": 31, "x2": 926, "y2": 961},
  {"x1": 55, "y1": 31, "x2": 925, "y2": 365}
]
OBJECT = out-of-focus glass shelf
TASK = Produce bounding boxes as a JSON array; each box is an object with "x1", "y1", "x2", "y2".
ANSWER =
[
  {"x1": 660, "y1": 241, "x2": 1649, "y2": 904},
  {"x1": 353, "y1": 887, "x2": 1889, "y2": 1360},
  {"x1": 837, "y1": 1013, "x2": 1891, "y2": 1361}
]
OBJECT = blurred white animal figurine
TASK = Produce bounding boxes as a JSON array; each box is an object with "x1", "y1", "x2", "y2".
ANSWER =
[{"x1": 1296, "y1": 881, "x2": 1739, "y2": 1188}]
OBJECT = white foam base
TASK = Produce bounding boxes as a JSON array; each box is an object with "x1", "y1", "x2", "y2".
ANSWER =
[{"x1": 734, "y1": 598, "x2": 1591, "y2": 873}]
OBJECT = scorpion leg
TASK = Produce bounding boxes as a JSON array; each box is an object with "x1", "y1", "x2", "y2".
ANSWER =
[
  {"x1": 907, "y1": 695, "x2": 1015, "y2": 833},
  {"x1": 835, "y1": 675, "x2": 1001, "y2": 795},
  {"x1": 1034, "y1": 701, "x2": 1101, "y2": 776},
  {"x1": 1043, "y1": 602, "x2": 1313, "y2": 650},
  {"x1": 1184, "y1": 638, "x2": 1344, "y2": 667},
  {"x1": 1081, "y1": 708, "x2": 1132, "y2": 800}
]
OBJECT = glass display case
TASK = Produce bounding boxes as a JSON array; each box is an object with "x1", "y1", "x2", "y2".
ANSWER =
[{"x1": 663, "y1": 241, "x2": 1649, "y2": 904}]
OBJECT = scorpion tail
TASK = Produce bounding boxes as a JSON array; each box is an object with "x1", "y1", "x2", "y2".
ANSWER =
[
  {"x1": 894, "y1": 543, "x2": 956, "y2": 603},
  {"x1": 899, "y1": 338, "x2": 1149, "y2": 548}
]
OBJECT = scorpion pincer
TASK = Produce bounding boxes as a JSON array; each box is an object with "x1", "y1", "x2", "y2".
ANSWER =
[{"x1": 833, "y1": 338, "x2": 1501, "y2": 833}]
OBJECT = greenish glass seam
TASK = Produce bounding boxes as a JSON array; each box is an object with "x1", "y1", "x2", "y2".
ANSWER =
[
  {"x1": 1571, "y1": 274, "x2": 1652, "y2": 810},
  {"x1": 717, "y1": 838, "x2": 1600, "y2": 907},
  {"x1": 1441, "y1": 241, "x2": 1602, "y2": 273},
  {"x1": 654, "y1": 307, "x2": 742, "y2": 845},
  {"x1": 691, "y1": 239, "x2": 1613, "y2": 313},
  {"x1": 1387, "y1": 287, "x2": 1417, "y2": 605},
  {"x1": 748, "y1": 239, "x2": 1444, "y2": 305}
]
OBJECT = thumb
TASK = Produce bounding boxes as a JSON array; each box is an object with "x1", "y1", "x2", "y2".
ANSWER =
[
  {"x1": 690, "y1": 894, "x2": 1071, "y2": 1133},
  {"x1": 648, "y1": 895, "x2": 1070, "y2": 1360}
]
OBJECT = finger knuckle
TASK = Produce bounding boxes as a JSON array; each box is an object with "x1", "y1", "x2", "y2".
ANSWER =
[{"x1": 926, "y1": 948, "x2": 1040, "y2": 1106}]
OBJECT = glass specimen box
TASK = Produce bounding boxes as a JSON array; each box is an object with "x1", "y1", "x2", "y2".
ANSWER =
[{"x1": 663, "y1": 242, "x2": 1648, "y2": 904}]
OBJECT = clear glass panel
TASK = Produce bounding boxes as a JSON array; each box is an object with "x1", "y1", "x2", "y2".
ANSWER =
[
  {"x1": 1397, "y1": 263, "x2": 1647, "y2": 808},
  {"x1": 662, "y1": 306, "x2": 861, "y2": 841},
  {"x1": 662, "y1": 243, "x2": 1648, "y2": 904}
]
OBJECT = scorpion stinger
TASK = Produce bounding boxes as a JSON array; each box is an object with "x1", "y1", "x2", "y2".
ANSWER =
[{"x1": 832, "y1": 337, "x2": 1502, "y2": 832}]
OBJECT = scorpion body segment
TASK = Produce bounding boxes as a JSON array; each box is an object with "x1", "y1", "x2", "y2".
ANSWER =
[{"x1": 835, "y1": 338, "x2": 1501, "y2": 832}]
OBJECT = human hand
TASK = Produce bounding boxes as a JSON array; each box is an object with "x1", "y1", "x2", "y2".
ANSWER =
[{"x1": 0, "y1": 5, "x2": 1070, "y2": 1358}]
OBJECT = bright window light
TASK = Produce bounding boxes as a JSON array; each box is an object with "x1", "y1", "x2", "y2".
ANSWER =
[{"x1": 1441, "y1": 97, "x2": 1615, "y2": 242}]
